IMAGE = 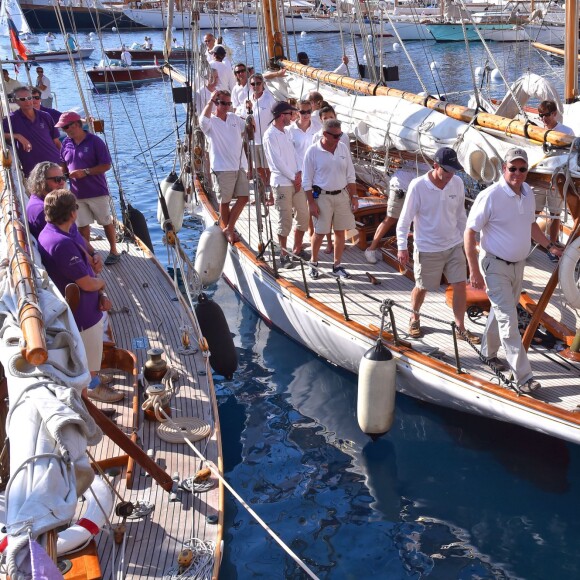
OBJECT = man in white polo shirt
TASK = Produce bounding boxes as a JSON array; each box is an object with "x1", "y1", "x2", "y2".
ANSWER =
[
  {"x1": 397, "y1": 147, "x2": 479, "y2": 344},
  {"x1": 263, "y1": 101, "x2": 309, "y2": 269},
  {"x1": 200, "y1": 90, "x2": 249, "y2": 244},
  {"x1": 465, "y1": 147, "x2": 563, "y2": 394},
  {"x1": 303, "y1": 118, "x2": 358, "y2": 279}
]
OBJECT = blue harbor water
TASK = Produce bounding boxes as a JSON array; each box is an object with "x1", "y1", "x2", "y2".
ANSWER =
[{"x1": 3, "y1": 28, "x2": 579, "y2": 578}]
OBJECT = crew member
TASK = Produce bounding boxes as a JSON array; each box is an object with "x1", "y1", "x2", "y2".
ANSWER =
[
  {"x1": 465, "y1": 148, "x2": 563, "y2": 394},
  {"x1": 200, "y1": 90, "x2": 249, "y2": 244},
  {"x1": 38, "y1": 189, "x2": 122, "y2": 403},
  {"x1": 303, "y1": 118, "x2": 358, "y2": 279},
  {"x1": 210, "y1": 45, "x2": 236, "y2": 92},
  {"x1": 263, "y1": 101, "x2": 309, "y2": 268},
  {"x1": 3, "y1": 86, "x2": 61, "y2": 177},
  {"x1": 31, "y1": 87, "x2": 61, "y2": 124},
  {"x1": 396, "y1": 147, "x2": 479, "y2": 343},
  {"x1": 57, "y1": 111, "x2": 121, "y2": 265},
  {"x1": 35, "y1": 67, "x2": 52, "y2": 108}
]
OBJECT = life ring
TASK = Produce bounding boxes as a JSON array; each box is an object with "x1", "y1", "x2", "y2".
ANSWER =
[
  {"x1": 56, "y1": 475, "x2": 114, "y2": 555},
  {"x1": 558, "y1": 237, "x2": 580, "y2": 309},
  {"x1": 0, "y1": 476, "x2": 113, "y2": 556}
]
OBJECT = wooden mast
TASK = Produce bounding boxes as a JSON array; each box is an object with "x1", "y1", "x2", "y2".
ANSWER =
[
  {"x1": 564, "y1": 0, "x2": 578, "y2": 103},
  {"x1": 263, "y1": 0, "x2": 284, "y2": 62},
  {"x1": 0, "y1": 154, "x2": 48, "y2": 365}
]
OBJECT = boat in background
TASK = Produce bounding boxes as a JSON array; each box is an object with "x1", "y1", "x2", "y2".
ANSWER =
[
  {"x1": 0, "y1": 0, "x2": 38, "y2": 45},
  {"x1": 24, "y1": 45, "x2": 95, "y2": 61},
  {"x1": 105, "y1": 46, "x2": 193, "y2": 62},
  {"x1": 20, "y1": 0, "x2": 143, "y2": 31},
  {"x1": 87, "y1": 59, "x2": 163, "y2": 87},
  {"x1": 122, "y1": 5, "x2": 242, "y2": 29}
]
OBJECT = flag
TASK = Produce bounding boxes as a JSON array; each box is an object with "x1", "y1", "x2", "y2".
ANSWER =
[
  {"x1": 7, "y1": 16, "x2": 28, "y2": 61},
  {"x1": 29, "y1": 538, "x2": 62, "y2": 580}
]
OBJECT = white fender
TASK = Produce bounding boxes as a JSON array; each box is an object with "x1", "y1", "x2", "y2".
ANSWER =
[
  {"x1": 357, "y1": 342, "x2": 397, "y2": 436},
  {"x1": 159, "y1": 171, "x2": 178, "y2": 196},
  {"x1": 559, "y1": 237, "x2": 580, "y2": 309},
  {"x1": 56, "y1": 476, "x2": 114, "y2": 555},
  {"x1": 157, "y1": 178, "x2": 186, "y2": 233},
  {"x1": 194, "y1": 224, "x2": 228, "y2": 286}
]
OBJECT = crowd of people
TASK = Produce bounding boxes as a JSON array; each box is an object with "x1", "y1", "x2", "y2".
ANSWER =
[
  {"x1": 198, "y1": 45, "x2": 571, "y2": 394},
  {"x1": 2, "y1": 74, "x2": 122, "y2": 404}
]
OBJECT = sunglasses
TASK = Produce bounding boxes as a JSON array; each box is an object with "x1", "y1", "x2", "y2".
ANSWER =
[
  {"x1": 324, "y1": 131, "x2": 343, "y2": 139},
  {"x1": 15, "y1": 96, "x2": 32, "y2": 102},
  {"x1": 61, "y1": 123, "x2": 76, "y2": 130},
  {"x1": 47, "y1": 176, "x2": 66, "y2": 183},
  {"x1": 36, "y1": 70, "x2": 43, "y2": 73},
  {"x1": 250, "y1": 81, "x2": 263, "y2": 86},
  {"x1": 234, "y1": 69, "x2": 247, "y2": 74},
  {"x1": 538, "y1": 112, "x2": 553, "y2": 118},
  {"x1": 299, "y1": 109, "x2": 312, "y2": 115},
  {"x1": 507, "y1": 166, "x2": 528, "y2": 173},
  {"x1": 32, "y1": 95, "x2": 41, "y2": 100},
  {"x1": 218, "y1": 101, "x2": 232, "y2": 106}
]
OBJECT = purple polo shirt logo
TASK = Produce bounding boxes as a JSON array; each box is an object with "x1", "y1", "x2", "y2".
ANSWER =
[
  {"x1": 69, "y1": 255, "x2": 81, "y2": 265},
  {"x1": 83, "y1": 146, "x2": 89, "y2": 153}
]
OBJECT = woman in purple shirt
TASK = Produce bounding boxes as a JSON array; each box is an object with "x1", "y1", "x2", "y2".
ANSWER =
[{"x1": 38, "y1": 189, "x2": 121, "y2": 403}]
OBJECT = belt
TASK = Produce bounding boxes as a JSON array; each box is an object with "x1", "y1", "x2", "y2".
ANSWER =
[
  {"x1": 317, "y1": 187, "x2": 343, "y2": 195},
  {"x1": 488, "y1": 254, "x2": 516, "y2": 266}
]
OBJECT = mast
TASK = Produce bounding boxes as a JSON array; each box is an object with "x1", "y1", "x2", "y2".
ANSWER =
[
  {"x1": 263, "y1": 0, "x2": 284, "y2": 62},
  {"x1": 564, "y1": 0, "x2": 578, "y2": 103}
]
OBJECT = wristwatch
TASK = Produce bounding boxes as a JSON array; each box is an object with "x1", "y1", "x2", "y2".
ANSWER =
[{"x1": 84, "y1": 168, "x2": 90, "y2": 176}]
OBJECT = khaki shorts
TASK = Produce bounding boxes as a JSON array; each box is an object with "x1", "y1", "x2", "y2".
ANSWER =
[
  {"x1": 76, "y1": 196, "x2": 113, "y2": 228},
  {"x1": 212, "y1": 169, "x2": 250, "y2": 205},
  {"x1": 534, "y1": 187, "x2": 563, "y2": 216},
  {"x1": 414, "y1": 242, "x2": 466, "y2": 291},
  {"x1": 273, "y1": 185, "x2": 309, "y2": 237},
  {"x1": 313, "y1": 190, "x2": 356, "y2": 235},
  {"x1": 253, "y1": 144, "x2": 269, "y2": 169},
  {"x1": 387, "y1": 186, "x2": 406, "y2": 219},
  {"x1": 80, "y1": 315, "x2": 104, "y2": 373}
]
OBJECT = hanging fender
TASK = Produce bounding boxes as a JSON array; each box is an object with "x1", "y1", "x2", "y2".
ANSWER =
[{"x1": 559, "y1": 237, "x2": 580, "y2": 309}]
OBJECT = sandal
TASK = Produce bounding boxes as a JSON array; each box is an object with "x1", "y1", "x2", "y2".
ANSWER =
[
  {"x1": 104, "y1": 253, "x2": 121, "y2": 265},
  {"x1": 408, "y1": 318, "x2": 423, "y2": 339}
]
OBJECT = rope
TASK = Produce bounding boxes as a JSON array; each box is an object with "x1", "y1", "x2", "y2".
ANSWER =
[
  {"x1": 157, "y1": 406, "x2": 319, "y2": 579},
  {"x1": 162, "y1": 539, "x2": 215, "y2": 580}
]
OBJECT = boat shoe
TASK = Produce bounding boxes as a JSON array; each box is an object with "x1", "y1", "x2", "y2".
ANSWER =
[
  {"x1": 454, "y1": 328, "x2": 481, "y2": 345},
  {"x1": 520, "y1": 378, "x2": 541, "y2": 394},
  {"x1": 408, "y1": 318, "x2": 423, "y2": 338},
  {"x1": 88, "y1": 383, "x2": 124, "y2": 403}
]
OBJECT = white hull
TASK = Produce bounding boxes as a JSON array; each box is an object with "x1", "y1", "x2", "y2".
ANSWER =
[
  {"x1": 28, "y1": 46, "x2": 94, "y2": 61},
  {"x1": 480, "y1": 25, "x2": 529, "y2": 42},
  {"x1": 525, "y1": 23, "x2": 565, "y2": 45},
  {"x1": 197, "y1": 201, "x2": 580, "y2": 445},
  {"x1": 122, "y1": 8, "x2": 243, "y2": 29}
]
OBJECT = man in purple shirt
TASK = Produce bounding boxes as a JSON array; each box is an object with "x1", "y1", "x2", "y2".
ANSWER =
[
  {"x1": 2, "y1": 86, "x2": 61, "y2": 176},
  {"x1": 38, "y1": 189, "x2": 122, "y2": 403},
  {"x1": 58, "y1": 111, "x2": 121, "y2": 265},
  {"x1": 31, "y1": 87, "x2": 62, "y2": 124},
  {"x1": 26, "y1": 161, "x2": 103, "y2": 272}
]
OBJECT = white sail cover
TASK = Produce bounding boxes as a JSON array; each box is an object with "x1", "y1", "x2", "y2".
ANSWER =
[
  {"x1": 270, "y1": 72, "x2": 574, "y2": 183},
  {"x1": 0, "y1": 197, "x2": 102, "y2": 578},
  {"x1": 0, "y1": 0, "x2": 31, "y2": 35}
]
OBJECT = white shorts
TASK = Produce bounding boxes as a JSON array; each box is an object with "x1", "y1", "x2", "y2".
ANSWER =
[
  {"x1": 80, "y1": 316, "x2": 104, "y2": 373},
  {"x1": 76, "y1": 196, "x2": 113, "y2": 228}
]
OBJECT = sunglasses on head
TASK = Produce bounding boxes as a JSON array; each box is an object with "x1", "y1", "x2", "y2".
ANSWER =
[
  {"x1": 507, "y1": 166, "x2": 528, "y2": 173},
  {"x1": 16, "y1": 96, "x2": 32, "y2": 102},
  {"x1": 324, "y1": 131, "x2": 343, "y2": 139},
  {"x1": 299, "y1": 109, "x2": 312, "y2": 115},
  {"x1": 47, "y1": 175, "x2": 66, "y2": 183}
]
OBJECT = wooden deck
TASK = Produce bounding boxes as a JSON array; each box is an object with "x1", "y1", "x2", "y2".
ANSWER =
[
  {"x1": 233, "y1": 198, "x2": 580, "y2": 413},
  {"x1": 81, "y1": 227, "x2": 223, "y2": 579}
]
